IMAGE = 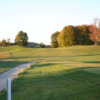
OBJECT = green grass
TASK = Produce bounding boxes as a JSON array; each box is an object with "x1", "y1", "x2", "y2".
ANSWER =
[
  {"x1": 0, "y1": 45, "x2": 100, "y2": 100},
  {"x1": 1, "y1": 63, "x2": 100, "y2": 100},
  {"x1": 0, "y1": 45, "x2": 100, "y2": 63},
  {"x1": 84, "y1": 67, "x2": 100, "y2": 74},
  {"x1": 1, "y1": 45, "x2": 100, "y2": 70}
]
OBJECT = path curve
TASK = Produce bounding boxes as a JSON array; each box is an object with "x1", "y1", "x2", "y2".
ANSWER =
[{"x1": 0, "y1": 62, "x2": 36, "y2": 91}]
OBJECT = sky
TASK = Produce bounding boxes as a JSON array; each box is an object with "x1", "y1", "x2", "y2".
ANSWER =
[{"x1": 0, "y1": 0, "x2": 100, "y2": 45}]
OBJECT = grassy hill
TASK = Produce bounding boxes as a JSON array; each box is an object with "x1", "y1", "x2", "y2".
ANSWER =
[
  {"x1": 0, "y1": 45, "x2": 100, "y2": 73},
  {"x1": 0, "y1": 45, "x2": 100, "y2": 100},
  {"x1": 0, "y1": 45, "x2": 100, "y2": 62},
  {"x1": 0, "y1": 45, "x2": 100, "y2": 70}
]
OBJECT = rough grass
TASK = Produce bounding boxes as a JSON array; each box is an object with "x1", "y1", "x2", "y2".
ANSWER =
[
  {"x1": 0, "y1": 52, "x2": 10, "y2": 58},
  {"x1": 1, "y1": 63, "x2": 100, "y2": 100}
]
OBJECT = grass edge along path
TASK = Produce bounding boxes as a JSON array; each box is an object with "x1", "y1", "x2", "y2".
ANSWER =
[
  {"x1": 0, "y1": 62, "x2": 36, "y2": 92},
  {"x1": 0, "y1": 61, "x2": 29, "y2": 74}
]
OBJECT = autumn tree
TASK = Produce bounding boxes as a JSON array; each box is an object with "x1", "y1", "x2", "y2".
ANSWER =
[
  {"x1": 1, "y1": 39, "x2": 7, "y2": 46},
  {"x1": 75, "y1": 25, "x2": 93, "y2": 45},
  {"x1": 61, "y1": 25, "x2": 76, "y2": 46},
  {"x1": 51, "y1": 31, "x2": 59, "y2": 48},
  {"x1": 0, "y1": 39, "x2": 11, "y2": 46},
  {"x1": 57, "y1": 31, "x2": 64, "y2": 47},
  {"x1": 89, "y1": 18, "x2": 100, "y2": 45},
  {"x1": 51, "y1": 24, "x2": 95, "y2": 47},
  {"x1": 15, "y1": 31, "x2": 28, "y2": 46},
  {"x1": 6, "y1": 38, "x2": 11, "y2": 46}
]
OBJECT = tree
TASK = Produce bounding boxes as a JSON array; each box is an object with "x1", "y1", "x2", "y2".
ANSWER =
[
  {"x1": 89, "y1": 18, "x2": 100, "y2": 45},
  {"x1": 74, "y1": 25, "x2": 93, "y2": 45},
  {"x1": 57, "y1": 31, "x2": 64, "y2": 47},
  {"x1": 1, "y1": 39, "x2": 7, "y2": 46},
  {"x1": 15, "y1": 31, "x2": 28, "y2": 46},
  {"x1": 62, "y1": 25, "x2": 76, "y2": 46},
  {"x1": 51, "y1": 31, "x2": 59, "y2": 48},
  {"x1": 0, "y1": 39, "x2": 11, "y2": 46},
  {"x1": 40, "y1": 42, "x2": 45, "y2": 48},
  {"x1": 6, "y1": 38, "x2": 11, "y2": 46}
]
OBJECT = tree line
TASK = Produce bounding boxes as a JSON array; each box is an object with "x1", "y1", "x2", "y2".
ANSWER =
[
  {"x1": 0, "y1": 31, "x2": 28, "y2": 47},
  {"x1": 0, "y1": 31, "x2": 51, "y2": 48},
  {"x1": 0, "y1": 39, "x2": 11, "y2": 46},
  {"x1": 51, "y1": 18, "x2": 100, "y2": 48}
]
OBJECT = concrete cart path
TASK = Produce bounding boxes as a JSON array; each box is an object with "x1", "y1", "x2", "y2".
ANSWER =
[{"x1": 0, "y1": 62, "x2": 36, "y2": 91}]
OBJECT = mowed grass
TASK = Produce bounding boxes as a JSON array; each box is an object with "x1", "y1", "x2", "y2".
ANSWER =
[
  {"x1": 0, "y1": 61, "x2": 28, "y2": 73},
  {"x1": 0, "y1": 45, "x2": 100, "y2": 62},
  {"x1": 0, "y1": 45, "x2": 100, "y2": 63},
  {"x1": 0, "y1": 45, "x2": 100, "y2": 100},
  {"x1": 0, "y1": 45, "x2": 100, "y2": 72},
  {"x1": 84, "y1": 67, "x2": 100, "y2": 74},
  {"x1": 1, "y1": 63, "x2": 100, "y2": 100}
]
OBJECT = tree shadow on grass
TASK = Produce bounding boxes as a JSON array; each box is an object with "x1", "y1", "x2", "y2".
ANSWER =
[
  {"x1": 32, "y1": 63, "x2": 56, "y2": 68},
  {"x1": 83, "y1": 61, "x2": 100, "y2": 63}
]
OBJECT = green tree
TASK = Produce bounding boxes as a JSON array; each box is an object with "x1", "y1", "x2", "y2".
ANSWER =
[
  {"x1": 51, "y1": 31, "x2": 59, "y2": 48},
  {"x1": 62, "y1": 25, "x2": 76, "y2": 46},
  {"x1": 15, "y1": 31, "x2": 28, "y2": 46},
  {"x1": 40, "y1": 42, "x2": 45, "y2": 48},
  {"x1": 75, "y1": 25, "x2": 94, "y2": 45},
  {"x1": 54, "y1": 25, "x2": 94, "y2": 48}
]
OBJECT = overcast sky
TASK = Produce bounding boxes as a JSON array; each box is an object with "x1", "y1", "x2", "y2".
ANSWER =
[{"x1": 0, "y1": 0, "x2": 100, "y2": 44}]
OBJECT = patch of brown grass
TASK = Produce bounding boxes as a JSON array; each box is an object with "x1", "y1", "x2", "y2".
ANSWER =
[{"x1": 0, "y1": 52, "x2": 10, "y2": 58}]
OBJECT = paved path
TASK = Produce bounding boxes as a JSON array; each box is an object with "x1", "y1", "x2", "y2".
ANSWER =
[{"x1": 0, "y1": 62, "x2": 36, "y2": 91}]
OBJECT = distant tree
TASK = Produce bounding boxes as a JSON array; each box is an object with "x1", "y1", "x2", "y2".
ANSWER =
[
  {"x1": 6, "y1": 38, "x2": 11, "y2": 46},
  {"x1": 40, "y1": 42, "x2": 45, "y2": 48},
  {"x1": 0, "y1": 39, "x2": 11, "y2": 46},
  {"x1": 0, "y1": 41, "x2": 1, "y2": 46},
  {"x1": 15, "y1": 31, "x2": 28, "y2": 46},
  {"x1": 89, "y1": 18, "x2": 100, "y2": 45},
  {"x1": 74, "y1": 25, "x2": 81, "y2": 45},
  {"x1": 1, "y1": 39, "x2": 7, "y2": 46},
  {"x1": 51, "y1": 23, "x2": 96, "y2": 47},
  {"x1": 75, "y1": 25, "x2": 93, "y2": 45},
  {"x1": 45, "y1": 45, "x2": 51, "y2": 48},
  {"x1": 62, "y1": 25, "x2": 76, "y2": 46},
  {"x1": 57, "y1": 31, "x2": 64, "y2": 47},
  {"x1": 51, "y1": 31, "x2": 59, "y2": 48},
  {"x1": 34, "y1": 45, "x2": 41, "y2": 48}
]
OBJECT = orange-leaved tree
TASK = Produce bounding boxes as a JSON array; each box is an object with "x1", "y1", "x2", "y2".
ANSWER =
[{"x1": 89, "y1": 18, "x2": 100, "y2": 45}]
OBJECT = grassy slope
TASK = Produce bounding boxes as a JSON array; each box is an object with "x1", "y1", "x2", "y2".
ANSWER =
[
  {"x1": 0, "y1": 45, "x2": 100, "y2": 100},
  {"x1": 0, "y1": 45, "x2": 100, "y2": 71},
  {"x1": 0, "y1": 45, "x2": 100, "y2": 62}
]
